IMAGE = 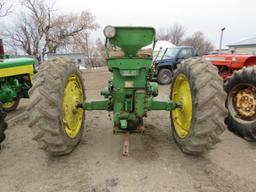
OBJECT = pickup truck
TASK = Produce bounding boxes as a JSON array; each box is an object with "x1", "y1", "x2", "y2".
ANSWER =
[{"x1": 152, "y1": 46, "x2": 197, "y2": 84}]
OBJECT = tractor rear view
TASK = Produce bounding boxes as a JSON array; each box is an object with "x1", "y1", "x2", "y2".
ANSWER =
[
  {"x1": 27, "y1": 26, "x2": 227, "y2": 156},
  {"x1": 205, "y1": 54, "x2": 256, "y2": 140}
]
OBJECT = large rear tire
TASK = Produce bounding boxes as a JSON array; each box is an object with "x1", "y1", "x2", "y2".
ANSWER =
[
  {"x1": 170, "y1": 58, "x2": 227, "y2": 155},
  {"x1": 224, "y1": 66, "x2": 256, "y2": 140},
  {"x1": 27, "y1": 58, "x2": 85, "y2": 155},
  {"x1": 0, "y1": 102, "x2": 7, "y2": 144}
]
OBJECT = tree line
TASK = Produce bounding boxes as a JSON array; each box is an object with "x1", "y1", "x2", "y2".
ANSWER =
[
  {"x1": 157, "y1": 24, "x2": 214, "y2": 55},
  {"x1": 0, "y1": 0, "x2": 214, "y2": 67},
  {"x1": 0, "y1": 0, "x2": 105, "y2": 67}
]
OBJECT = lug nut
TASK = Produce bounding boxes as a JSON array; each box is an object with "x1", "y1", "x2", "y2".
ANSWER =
[{"x1": 76, "y1": 102, "x2": 83, "y2": 108}]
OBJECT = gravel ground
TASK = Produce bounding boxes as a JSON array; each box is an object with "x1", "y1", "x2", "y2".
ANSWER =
[{"x1": 0, "y1": 68, "x2": 256, "y2": 192}]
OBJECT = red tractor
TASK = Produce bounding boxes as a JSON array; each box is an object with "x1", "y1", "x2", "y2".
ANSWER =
[{"x1": 205, "y1": 54, "x2": 256, "y2": 141}]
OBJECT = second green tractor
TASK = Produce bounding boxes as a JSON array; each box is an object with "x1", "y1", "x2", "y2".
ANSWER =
[
  {"x1": 0, "y1": 39, "x2": 35, "y2": 112},
  {"x1": 0, "y1": 39, "x2": 35, "y2": 145},
  {"x1": 27, "y1": 26, "x2": 227, "y2": 156}
]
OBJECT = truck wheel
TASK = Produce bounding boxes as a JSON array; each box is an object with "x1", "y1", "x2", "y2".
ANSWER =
[
  {"x1": 2, "y1": 98, "x2": 20, "y2": 112},
  {"x1": 0, "y1": 102, "x2": 7, "y2": 144},
  {"x1": 157, "y1": 68, "x2": 173, "y2": 84},
  {"x1": 170, "y1": 58, "x2": 227, "y2": 155},
  {"x1": 224, "y1": 66, "x2": 256, "y2": 140},
  {"x1": 27, "y1": 58, "x2": 85, "y2": 155}
]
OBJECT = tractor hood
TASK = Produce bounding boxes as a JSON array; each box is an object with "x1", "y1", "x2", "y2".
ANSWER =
[
  {"x1": 204, "y1": 54, "x2": 256, "y2": 69},
  {"x1": 0, "y1": 57, "x2": 35, "y2": 68}
]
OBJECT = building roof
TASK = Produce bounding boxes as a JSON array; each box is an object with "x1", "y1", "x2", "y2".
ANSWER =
[
  {"x1": 47, "y1": 53, "x2": 85, "y2": 57},
  {"x1": 227, "y1": 37, "x2": 256, "y2": 47}
]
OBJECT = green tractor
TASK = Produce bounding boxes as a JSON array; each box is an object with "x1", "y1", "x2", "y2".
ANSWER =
[
  {"x1": 0, "y1": 39, "x2": 35, "y2": 145},
  {"x1": 0, "y1": 39, "x2": 35, "y2": 112},
  {"x1": 27, "y1": 26, "x2": 227, "y2": 156}
]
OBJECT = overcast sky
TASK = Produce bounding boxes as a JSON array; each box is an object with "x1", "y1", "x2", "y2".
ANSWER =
[
  {"x1": 53, "y1": 0, "x2": 255, "y2": 48},
  {"x1": 2, "y1": 0, "x2": 254, "y2": 48}
]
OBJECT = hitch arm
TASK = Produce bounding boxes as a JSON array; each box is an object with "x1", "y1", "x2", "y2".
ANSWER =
[
  {"x1": 148, "y1": 100, "x2": 177, "y2": 111},
  {"x1": 77, "y1": 99, "x2": 109, "y2": 111}
]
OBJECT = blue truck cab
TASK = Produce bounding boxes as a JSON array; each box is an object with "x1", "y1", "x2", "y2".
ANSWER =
[{"x1": 153, "y1": 46, "x2": 196, "y2": 84}]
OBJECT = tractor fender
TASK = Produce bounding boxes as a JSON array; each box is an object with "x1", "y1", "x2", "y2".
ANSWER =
[{"x1": 244, "y1": 56, "x2": 256, "y2": 67}]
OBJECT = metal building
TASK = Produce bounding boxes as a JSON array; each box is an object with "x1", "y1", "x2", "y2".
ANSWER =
[{"x1": 227, "y1": 37, "x2": 256, "y2": 55}]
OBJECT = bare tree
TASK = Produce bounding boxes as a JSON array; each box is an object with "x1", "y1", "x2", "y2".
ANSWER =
[
  {"x1": 4, "y1": 15, "x2": 41, "y2": 58},
  {"x1": 157, "y1": 28, "x2": 169, "y2": 41},
  {"x1": 157, "y1": 24, "x2": 186, "y2": 45},
  {"x1": 182, "y1": 32, "x2": 214, "y2": 55},
  {"x1": 3, "y1": 0, "x2": 98, "y2": 61},
  {"x1": 0, "y1": 0, "x2": 12, "y2": 17},
  {"x1": 95, "y1": 38, "x2": 107, "y2": 66},
  {"x1": 69, "y1": 34, "x2": 106, "y2": 68}
]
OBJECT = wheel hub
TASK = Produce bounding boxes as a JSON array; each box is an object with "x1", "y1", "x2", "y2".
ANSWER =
[
  {"x1": 233, "y1": 87, "x2": 256, "y2": 119},
  {"x1": 3, "y1": 101, "x2": 16, "y2": 109},
  {"x1": 63, "y1": 74, "x2": 84, "y2": 138},
  {"x1": 171, "y1": 74, "x2": 192, "y2": 138},
  {"x1": 162, "y1": 72, "x2": 169, "y2": 80}
]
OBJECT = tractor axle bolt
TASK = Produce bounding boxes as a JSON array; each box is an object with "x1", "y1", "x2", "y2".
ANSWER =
[
  {"x1": 76, "y1": 102, "x2": 83, "y2": 108},
  {"x1": 176, "y1": 103, "x2": 183, "y2": 109}
]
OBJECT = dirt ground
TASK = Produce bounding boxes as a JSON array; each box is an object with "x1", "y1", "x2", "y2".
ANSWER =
[{"x1": 1, "y1": 68, "x2": 256, "y2": 192}]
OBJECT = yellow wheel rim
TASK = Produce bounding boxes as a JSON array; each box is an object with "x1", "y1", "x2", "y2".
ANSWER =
[
  {"x1": 3, "y1": 101, "x2": 16, "y2": 110},
  {"x1": 171, "y1": 74, "x2": 192, "y2": 138},
  {"x1": 63, "y1": 74, "x2": 84, "y2": 138}
]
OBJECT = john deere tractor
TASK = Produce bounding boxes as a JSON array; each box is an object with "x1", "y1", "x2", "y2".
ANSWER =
[
  {"x1": 27, "y1": 26, "x2": 227, "y2": 156},
  {"x1": 0, "y1": 39, "x2": 35, "y2": 112}
]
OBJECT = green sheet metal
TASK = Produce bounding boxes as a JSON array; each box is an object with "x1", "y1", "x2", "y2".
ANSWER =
[{"x1": 0, "y1": 57, "x2": 35, "y2": 68}]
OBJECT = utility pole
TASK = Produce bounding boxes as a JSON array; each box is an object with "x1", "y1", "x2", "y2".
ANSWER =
[{"x1": 219, "y1": 27, "x2": 226, "y2": 54}]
